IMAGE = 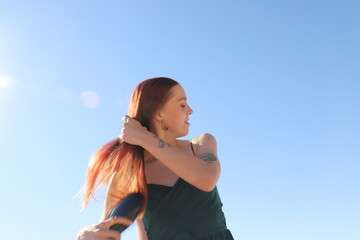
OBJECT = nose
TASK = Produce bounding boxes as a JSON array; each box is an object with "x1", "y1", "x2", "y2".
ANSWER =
[{"x1": 187, "y1": 105, "x2": 193, "y2": 115}]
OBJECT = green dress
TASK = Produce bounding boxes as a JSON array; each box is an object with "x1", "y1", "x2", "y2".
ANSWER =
[{"x1": 142, "y1": 177, "x2": 234, "y2": 240}]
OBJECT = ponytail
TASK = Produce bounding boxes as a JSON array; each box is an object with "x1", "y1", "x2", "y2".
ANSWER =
[{"x1": 81, "y1": 139, "x2": 148, "y2": 216}]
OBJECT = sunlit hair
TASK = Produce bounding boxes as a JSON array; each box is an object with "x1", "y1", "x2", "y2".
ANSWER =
[{"x1": 81, "y1": 77, "x2": 179, "y2": 216}]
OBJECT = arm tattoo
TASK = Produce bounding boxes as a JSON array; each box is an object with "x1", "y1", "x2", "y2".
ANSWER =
[
  {"x1": 199, "y1": 153, "x2": 217, "y2": 164},
  {"x1": 153, "y1": 135, "x2": 172, "y2": 148}
]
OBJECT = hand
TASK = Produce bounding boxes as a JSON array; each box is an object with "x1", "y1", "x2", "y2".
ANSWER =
[
  {"x1": 76, "y1": 217, "x2": 132, "y2": 240},
  {"x1": 119, "y1": 115, "x2": 148, "y2": 146}
]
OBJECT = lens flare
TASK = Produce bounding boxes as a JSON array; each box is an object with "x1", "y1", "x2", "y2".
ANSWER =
[{"x1": 80, "y1": 90, "x2": 100, "y2": 108}]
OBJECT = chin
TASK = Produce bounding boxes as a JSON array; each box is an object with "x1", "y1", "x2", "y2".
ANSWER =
[
  {"x1": 175, "y1": 130, "x2": 189, "y2": 138},
  {"x1": 182, "y1": 129, "x2": 190, "y2": 137}
]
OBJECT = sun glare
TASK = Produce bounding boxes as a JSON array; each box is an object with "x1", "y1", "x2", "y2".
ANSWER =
[{"x1": 0, "y1": 75, "x2": 14, "y2": 88}]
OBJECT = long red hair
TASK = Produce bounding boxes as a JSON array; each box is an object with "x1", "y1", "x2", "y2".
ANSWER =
[{"x1": 81, "y1": 77, "x2": 179, "y2": 216}]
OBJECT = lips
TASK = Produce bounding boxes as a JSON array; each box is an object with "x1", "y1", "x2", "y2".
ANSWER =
[{"x1": 185, "y1": 118, "x2": 190, "y2": 125}]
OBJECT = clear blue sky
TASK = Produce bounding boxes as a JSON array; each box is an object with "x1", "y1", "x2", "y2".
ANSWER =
[{"x1": 1, "y1": 1, "x2": 359, "y2": 239}]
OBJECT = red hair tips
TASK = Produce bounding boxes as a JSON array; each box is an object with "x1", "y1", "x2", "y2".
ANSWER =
[{"x1": 81, "y1": 77, "x2": 179, "y2": 216}]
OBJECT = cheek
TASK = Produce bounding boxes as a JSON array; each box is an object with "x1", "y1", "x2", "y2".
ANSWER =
[
  {"x1": 166, "y1": 108, "x2": 185, "y2": 125},
  {"x1": 169, "y1": 108, "x2": 183, "y2": 117}
]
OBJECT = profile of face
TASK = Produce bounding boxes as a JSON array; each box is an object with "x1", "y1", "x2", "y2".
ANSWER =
[{"x1": 155, "y1": 84, "x2": 193, "y2": 138}]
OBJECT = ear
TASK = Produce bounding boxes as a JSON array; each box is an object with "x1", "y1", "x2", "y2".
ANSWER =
[{"x1": 154, "y1": 112, "x2": 163, "y2": 122}]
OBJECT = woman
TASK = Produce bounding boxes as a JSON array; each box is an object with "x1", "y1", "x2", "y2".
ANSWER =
[{"x1": 77, "y1": 77, "x2": 233, "y2": 239}]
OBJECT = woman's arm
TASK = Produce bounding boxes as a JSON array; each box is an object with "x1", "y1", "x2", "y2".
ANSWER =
[
  {"x1": 101, "y1": 178, "x2": 148, "y2": 240},
  {"x1": 76, "y1": 217, "x2": 132, "y2": 240},
  {"x1": 143, "y1": 132, "x2": 221, "y2": 191},
  {"x1": 121, "y1": 118, "x2": 221, "y2": 191},
  {"x1": 136, "y1": 219, "x2": 148, "y2": 240},
  {"x1": 100, "y1": 172, "x2": 122, "y2": 221}
]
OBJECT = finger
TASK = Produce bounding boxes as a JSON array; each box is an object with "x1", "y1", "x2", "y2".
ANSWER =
[
  {"x1": 117, "y1": 135, "x2": 124, "y2": 145},
  {"x1": 122, "y1": 115, "x2": 130, "y2": 123},
  {"x1": 109, "y1": 216, "x2": 132, "y2": 226},
  {"x1": 118, "y1": 134, "x2": 123, "y2": 141},
  {"x1": 118, "y1": 126, "x2": 125, "y2": 140},
  {"x1": 100, "y1": 217, "x2": 133, "y2": 229},
  {"x1": 95, "y1": 229, "x2": 121, "y2": 240}
]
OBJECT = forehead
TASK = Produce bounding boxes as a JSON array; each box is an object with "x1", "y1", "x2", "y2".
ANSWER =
[{"x1": 168, "y1": 84, "x2": 187, "y2": 100}]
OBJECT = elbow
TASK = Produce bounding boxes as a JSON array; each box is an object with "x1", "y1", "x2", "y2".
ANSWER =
[
  {"x1": 200, "y1": 184, "x2": 216, "y2": 192},
  {"x1": 196, "y1": 173, "x2": 219, "y2": 192},
  {"x1": 197, "y1": 180, "x2": 217, "y2": 192}
]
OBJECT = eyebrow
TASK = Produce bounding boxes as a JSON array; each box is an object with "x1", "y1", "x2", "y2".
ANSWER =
[{"x1": 178, "y1": 97, "x2": 187, "y2": 102}]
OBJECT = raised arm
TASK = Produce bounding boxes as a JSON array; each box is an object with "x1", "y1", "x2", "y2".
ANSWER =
[
  {"x1": 120, "y1": 117, "x2": 221, "y2": 191},
  {"x1": 144, "y1": 132, "x2": 220, "y2": 191}
]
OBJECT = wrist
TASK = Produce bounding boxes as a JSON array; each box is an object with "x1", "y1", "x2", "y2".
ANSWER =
[{"x1": 139, "y1": 130, "x2": 154, "y2": 148}]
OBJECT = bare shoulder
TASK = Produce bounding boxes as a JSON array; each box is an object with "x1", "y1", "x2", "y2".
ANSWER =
[
  {"x1": 192, "y1": 133, "x2": 217, "y2": 145},
  {"x1": 191, "y1": 133, "x2": 217, "y2": 155}
]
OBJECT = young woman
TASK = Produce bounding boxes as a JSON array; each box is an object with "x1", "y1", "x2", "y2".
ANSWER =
[{"x1": 77, "y1": 77, "x2": 233, "y2": 240}]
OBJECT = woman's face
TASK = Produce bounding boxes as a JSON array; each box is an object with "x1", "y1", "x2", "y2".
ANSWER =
[{"x1": 158, "y1": 84, "x2": 193, "y2": 137}]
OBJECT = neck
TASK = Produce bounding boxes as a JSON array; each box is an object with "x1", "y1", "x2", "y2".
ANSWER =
[
  {"x1": 156, "y1": 134, "x2": 179, "y2": 148},
  {"x1": 143, "y1": 137, "x2": 179, "y2": 162},
  {"x1": 150, "y1": 126, "x2": 180, "y2": 147}
]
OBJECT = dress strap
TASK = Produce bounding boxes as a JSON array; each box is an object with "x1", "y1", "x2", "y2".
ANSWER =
[{"x1": 189, "y1": 141, "x2": 196, "y2": 155}]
